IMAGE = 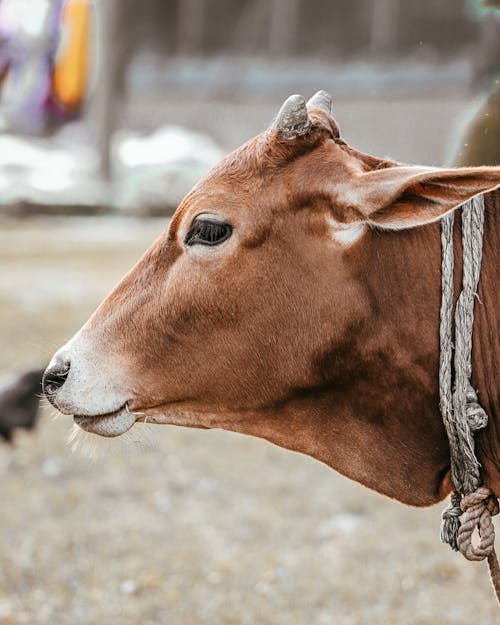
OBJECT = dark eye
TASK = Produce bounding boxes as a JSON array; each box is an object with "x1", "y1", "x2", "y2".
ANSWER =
[{"x1": 184, "y1": 218, "x2": 232, "y2": 247}]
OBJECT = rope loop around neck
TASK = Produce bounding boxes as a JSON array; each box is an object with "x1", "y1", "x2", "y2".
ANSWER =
[{"x1": 438, "y1": 194, "x2": 500, "y2": 605}]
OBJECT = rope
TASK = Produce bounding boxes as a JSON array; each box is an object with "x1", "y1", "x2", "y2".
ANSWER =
[{"x1": 439, "y1": 194, "x2": 500, "y2": 605}]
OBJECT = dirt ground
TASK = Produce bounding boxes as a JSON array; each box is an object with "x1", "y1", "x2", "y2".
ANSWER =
[{"x1": 0, "y1": 215, "x2": 498, "y2": 625}]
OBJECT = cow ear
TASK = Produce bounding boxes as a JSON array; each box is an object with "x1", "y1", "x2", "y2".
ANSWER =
[{"x1": 345, "y1": 166, "x2": 500, "y2": 230}]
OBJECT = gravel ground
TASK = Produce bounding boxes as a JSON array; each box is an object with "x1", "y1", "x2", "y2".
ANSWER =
[{"x1": 0, "y1": 216, "x2": 498, "y2": 625}]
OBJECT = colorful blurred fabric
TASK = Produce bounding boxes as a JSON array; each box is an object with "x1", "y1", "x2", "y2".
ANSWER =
[
  {"x1": 52, "y1": 0, "x2": 91, "y2": 115},
  {"x1": 0, "y1": 0, "x2": 91, "y2": 134}
]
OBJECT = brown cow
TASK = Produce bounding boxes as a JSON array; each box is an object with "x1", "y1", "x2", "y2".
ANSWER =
[{"x1": 44, "y1": 92, "x2": 500, "y2": 508}]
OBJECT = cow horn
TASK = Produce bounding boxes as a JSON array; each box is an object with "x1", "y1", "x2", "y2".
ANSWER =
[
  {"x1": 273, "y1": 94, "x2": 311, "y2": 139},
  {"x1": 307, "y1": 90, "x2": 332, "y2": 114}
]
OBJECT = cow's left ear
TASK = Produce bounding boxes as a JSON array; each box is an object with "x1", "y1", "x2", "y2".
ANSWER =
[{"x1": 345, "y1": 166, "x2": 500, "y2": 230}]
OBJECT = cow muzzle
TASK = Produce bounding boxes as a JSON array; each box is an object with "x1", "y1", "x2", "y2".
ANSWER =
[{"x1": 43, "y1": 334, "x2": 136, "y2": 437}]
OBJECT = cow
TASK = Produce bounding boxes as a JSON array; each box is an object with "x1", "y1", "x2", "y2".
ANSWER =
[{"x1": 43, "y1": 91, "x2": 500, "y2": 510}]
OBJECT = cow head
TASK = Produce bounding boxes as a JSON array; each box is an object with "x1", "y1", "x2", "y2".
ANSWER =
[{"x1": 44, "y1": 92, "x2": 500, "y2": 504}]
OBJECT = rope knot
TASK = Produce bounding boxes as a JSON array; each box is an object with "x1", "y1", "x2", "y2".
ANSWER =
[
  {"x1": 441, "y1": 491, "x2": 462, "y2": 551},
  {"x1": 458, "y1": 486, "x2": 499, "y2": 562},
  {"x1": 465, "y1": 386, "x2": 489, "y2": 431}
]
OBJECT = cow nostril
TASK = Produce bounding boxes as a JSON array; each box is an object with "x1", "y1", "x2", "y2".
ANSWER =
[{"x1": 43, "y1": 361, "x2": 70, "y2": 397}]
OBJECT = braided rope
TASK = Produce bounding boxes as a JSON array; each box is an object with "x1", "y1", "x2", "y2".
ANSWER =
[
  {"x1": 458, "y1": 487, "x2": 499, "y2": 561},
  {"x1": 439, "y1": 194, "x2": 500, "y2": 605}
]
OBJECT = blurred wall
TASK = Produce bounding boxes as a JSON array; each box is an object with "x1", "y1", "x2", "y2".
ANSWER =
[{"x1": 116, "y1": 0, "x2": 494, "y2": 61}]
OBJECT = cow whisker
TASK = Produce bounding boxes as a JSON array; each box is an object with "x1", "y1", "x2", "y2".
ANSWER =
[{"x1": 67, "y1": 405, "x2": 158, "y2": 458}]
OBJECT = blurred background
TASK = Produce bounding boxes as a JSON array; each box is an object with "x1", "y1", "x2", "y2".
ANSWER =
[{"x1": 0, "y1": 1, "x2": 499, "y2": 624}]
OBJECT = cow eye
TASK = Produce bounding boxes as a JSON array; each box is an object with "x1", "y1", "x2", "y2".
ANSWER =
[{"x1": 185, "y1": 218, "x2": 232, "y2": 247}]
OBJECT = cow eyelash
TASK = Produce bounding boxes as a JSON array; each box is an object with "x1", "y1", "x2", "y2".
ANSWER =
[{"x1": 184, "y1": 219, "x2": 233, "y2": 247}]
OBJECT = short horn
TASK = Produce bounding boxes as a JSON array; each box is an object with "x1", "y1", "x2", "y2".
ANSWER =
[
  {"x1": 307, "y1": 90, "x2": 332, "y2": 114},
  {"x1": 273, "y1": 94, "x2": 311, "y2": 139}
]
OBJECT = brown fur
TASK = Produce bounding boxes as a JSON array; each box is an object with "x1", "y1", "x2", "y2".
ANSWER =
[{"x1": 80, "y1": 107, "x2": 500, "y2": 507}]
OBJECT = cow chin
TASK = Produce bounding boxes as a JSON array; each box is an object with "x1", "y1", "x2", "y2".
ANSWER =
[{"x1": 73, "y1": 405, "x2": 137, "y2": 437}]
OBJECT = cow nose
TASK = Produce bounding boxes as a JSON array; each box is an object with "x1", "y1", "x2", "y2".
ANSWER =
[{"x1": 43, "y1": 360, "x2": 70, "y2": 400}]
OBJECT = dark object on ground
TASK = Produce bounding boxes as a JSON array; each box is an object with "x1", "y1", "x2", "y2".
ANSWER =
[
  {"x1": 453, "y1": 82, "x2": 500, "y2": 167},
  {"x1": 482, "y1": 1, "x2": 500, "y2": 9},
  {"x1": 0, "y1": 369, "x2": 45, "y2": 441}
]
